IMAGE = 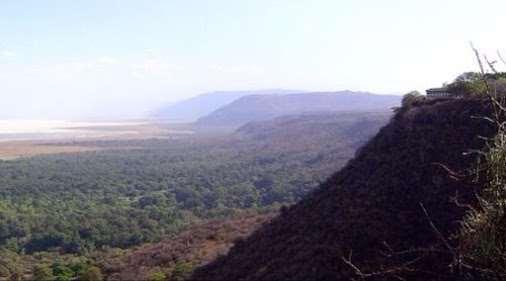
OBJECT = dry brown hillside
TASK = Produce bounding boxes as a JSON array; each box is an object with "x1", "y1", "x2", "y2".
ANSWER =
[{"x1": 100, "y1": 213, "x2": 275, "y2": 281}]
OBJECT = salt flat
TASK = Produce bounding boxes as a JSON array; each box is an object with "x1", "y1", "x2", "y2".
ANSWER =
[
  {"x1": 0, "y1": 119, "x2": 192, "y2": 159},
  {"x1": 0, "y1": 120, "x2": 149, "y2": 141}
]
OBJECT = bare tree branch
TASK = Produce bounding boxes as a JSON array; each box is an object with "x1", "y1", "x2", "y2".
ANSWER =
[
  {"x1": 470, "y1": 42, "x2": 485, "y2": 75},
  {"x1": 498, "y1": 50, "x2": 506, "y2": 66},
  {"x1": 419, "y1": 203, "x2": 456, "y2": 257},
  {"x1": 485, "y1": 55, "x2": 499, "y2": 74}
]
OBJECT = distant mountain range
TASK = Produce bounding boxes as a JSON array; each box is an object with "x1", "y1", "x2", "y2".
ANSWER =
[
  {"x1": 196, "y1": 91, "x2": 401, "y2": 127},
  {"x1": 153, "y1": 89, "x2": 305, "y2": 122}
]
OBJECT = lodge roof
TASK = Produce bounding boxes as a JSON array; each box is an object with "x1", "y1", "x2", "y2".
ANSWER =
[{"x1": 426, "y1": 87, "x2": 449, "y2": 93}]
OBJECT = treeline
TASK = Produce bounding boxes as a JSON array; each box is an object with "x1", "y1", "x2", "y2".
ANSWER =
[{"x1": 0, "y1": 250, "x2": 103, "y2": 281}]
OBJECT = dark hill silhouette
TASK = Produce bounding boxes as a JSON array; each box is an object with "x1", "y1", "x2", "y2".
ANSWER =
[
  {"x1": 196, "y1": 91, "x2": 401, "y2": 127},
  {"x1": 191, "y1": 98, "x2": 495, "y2": 281},
  {"x1": 154, "y1": 89, "x2": 304, "y2": 122}
]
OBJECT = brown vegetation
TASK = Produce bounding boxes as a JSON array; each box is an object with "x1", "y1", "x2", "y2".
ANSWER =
[
  {"x1": 0, "y1": 141, "x2": 101, "y2": 160},
  {"x1": 99, "y1": 213, "x2": 275, "y2": 281}
]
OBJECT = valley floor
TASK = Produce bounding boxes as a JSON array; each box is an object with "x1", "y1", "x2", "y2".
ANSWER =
[{"x1": 0, "y1": 112, "x2": 389, "y2": 280}]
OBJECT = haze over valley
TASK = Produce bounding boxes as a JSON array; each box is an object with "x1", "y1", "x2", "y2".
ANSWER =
[{"x1": 2, "y1": 1, "x2": 506, "y2": 281}]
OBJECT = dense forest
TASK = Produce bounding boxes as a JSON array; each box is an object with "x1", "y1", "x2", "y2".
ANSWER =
[
  {"x1": 0, "y1": 111, "x2": 390, "y2": 279},
  {"x1": 0, "y1": 139, "x2": 320, "y2": 253}
]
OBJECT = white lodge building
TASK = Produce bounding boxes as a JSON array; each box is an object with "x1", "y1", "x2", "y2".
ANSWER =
[{"x1": 426, "y1": 87, "x2": 454, "y2": 98}]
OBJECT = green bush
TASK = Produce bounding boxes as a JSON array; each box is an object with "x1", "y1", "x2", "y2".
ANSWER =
[
  {"x1": 401, "y1": 90, "x2": 423, "y2": 108},
  {"x1": 79, "y1": 266, "x2": 103, "y2": 281},
  {"x1": 148, "y1": 270, "x2": 166, "y2": 281},
  {"x1": 33, "y1": 264, "x2": 54, "y2": 281},
  {"x1": 446, "y1": 79, "x2": 487, "y2": 96},
  {"x1": 51, "y1": 263, "x2": 74, "y2": 281},
  {"x1": 170, "y1": 261, "x2": 195, "y2": 281}
]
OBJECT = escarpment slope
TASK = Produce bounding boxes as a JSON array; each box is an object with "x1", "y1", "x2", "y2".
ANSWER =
[{"x1": 191, "y1": 98, "x2": 495, "y2": 281}]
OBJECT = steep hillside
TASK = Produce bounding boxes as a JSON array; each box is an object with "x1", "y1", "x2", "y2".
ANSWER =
[
  {"x1": 191, "y1": 98, "x2": 495, "y2": 280},
  {"x1": 154, "y1": 89, "x2": 303, "y2": 122},
  {"x1": 196, "y1": 91, "x2": 400, "y2": 127}
]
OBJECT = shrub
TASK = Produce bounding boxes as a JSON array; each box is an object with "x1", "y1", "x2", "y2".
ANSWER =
[
  {"x1": 79, "y1": 266, "x2": 103, "y2": 281},
  {"x1": 446, "y1": 80, "x2": 487, "y2": 96},
  {"x1": 33, "y1": 265, "x2": 54, "y2": 281},
  {"x1": 51, "y1": 263, "x2": 74, "y2": 281},
  {"x1": 170, "y1": 261, "x2": 195, "y2": 281},
  {"x1": 401, "y1": 91, "x2": 423, "y2": 108},
  {"x1": 148, "y1": 270, "x2": 166, "y2": 281}
]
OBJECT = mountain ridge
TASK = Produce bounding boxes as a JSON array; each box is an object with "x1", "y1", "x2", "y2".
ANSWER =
[
  {"x1": 153, "y1": 89, "x2": 305, "y2": 122},
  {"x1": 196, "y1": 91, "x2": 401, "y2": 127}
]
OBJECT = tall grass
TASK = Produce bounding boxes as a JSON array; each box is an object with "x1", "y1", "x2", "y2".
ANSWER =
[{"x1": 458, "y1": 46, "x2": 506, "y2": 280}]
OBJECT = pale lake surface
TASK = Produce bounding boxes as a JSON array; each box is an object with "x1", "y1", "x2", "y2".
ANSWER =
[{"x1": 0, "y1": 119, "x2": 150, "y2": 141}]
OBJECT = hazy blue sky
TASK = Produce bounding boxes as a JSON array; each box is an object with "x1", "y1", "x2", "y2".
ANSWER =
[{"x1": 1, "y1": 0, "x2": 505, "y2": 119}]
